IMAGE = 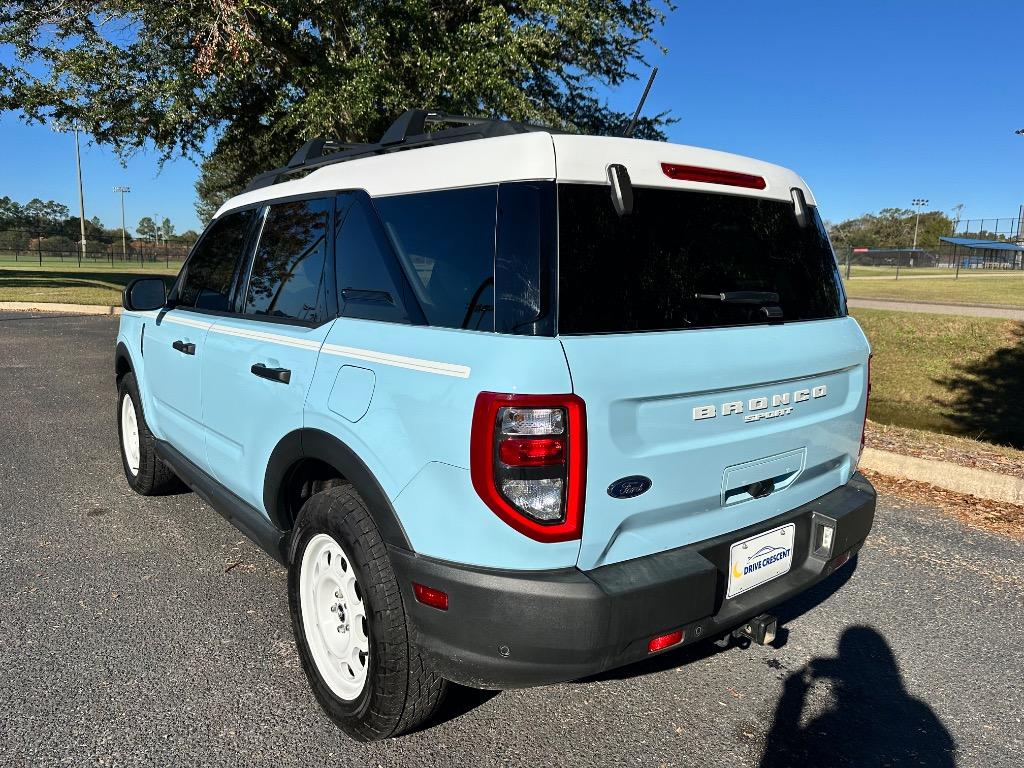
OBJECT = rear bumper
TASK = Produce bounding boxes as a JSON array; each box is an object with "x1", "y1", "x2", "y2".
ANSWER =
[{"x1": 390, "y1": 473, "x2": 876, "y2": 689}]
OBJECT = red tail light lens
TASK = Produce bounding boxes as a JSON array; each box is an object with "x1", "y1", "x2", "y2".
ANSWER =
[
  {"x1": 471, "y1": 392, "x2": 587, "y2": 543},
  {"x1": 661, "y1": 163, "x2": 767, "y2": 190},
  {"x1": 498, "y1": 437, "x2": 566, "y2": 467}
]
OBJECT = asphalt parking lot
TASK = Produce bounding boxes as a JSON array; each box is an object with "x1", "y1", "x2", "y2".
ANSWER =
[{"x1": 2, "y1": 312, "x2": 1022, "y2": 767}]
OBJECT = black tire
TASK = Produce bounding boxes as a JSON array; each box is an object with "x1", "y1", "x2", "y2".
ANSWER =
[
  {"x1": 116, "y1": 372, "x2": 184, "y2": 495},
  {"x1": 289, "y1": 485, "x2": 448, "y2": 741}
]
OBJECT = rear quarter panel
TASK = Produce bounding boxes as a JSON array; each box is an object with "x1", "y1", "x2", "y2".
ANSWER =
[{"x1": 305, "y1": 319, "x2": 581, "y2": 569}]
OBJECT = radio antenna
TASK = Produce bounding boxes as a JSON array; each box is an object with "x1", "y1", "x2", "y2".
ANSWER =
[{"x1": 622, "y1": 67, "x2": 658, "y2": 138}]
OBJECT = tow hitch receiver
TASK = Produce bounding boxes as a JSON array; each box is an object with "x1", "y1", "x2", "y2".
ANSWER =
[{"x1": 734, "y1": 613, "x2": 778, "y2": 646}]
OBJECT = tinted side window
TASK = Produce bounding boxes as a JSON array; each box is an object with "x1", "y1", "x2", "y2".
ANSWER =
[
  {"x1": 178, "y1": 210, "x2": 254, "y2": 310},
  {"x1": 495, "y1": 182, "x2": 556, "y2": 335},
  {"x1": 374, "y1": 187, "x2": 497, "y2": 330},
  {"x1": 335, "y1": 193, "x2": 417, "y2": 324},
  {"x1": 243, "y1": 198, "x2": 329, "y2": 323}
]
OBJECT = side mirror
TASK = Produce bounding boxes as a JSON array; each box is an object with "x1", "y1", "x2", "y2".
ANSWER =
[
  {"x1": 607, "y1": 163, "x2": 634, "y2": 216},
  {"x1": 123, "y1": 277, "x2": 167, "y2": 312}
]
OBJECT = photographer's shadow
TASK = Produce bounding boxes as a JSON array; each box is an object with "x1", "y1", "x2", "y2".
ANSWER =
[{"x1": 759, "y1": 626, "x2": 956, "y2": 767}]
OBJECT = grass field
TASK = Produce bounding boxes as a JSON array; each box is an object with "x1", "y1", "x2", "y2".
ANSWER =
[
  {"x1": 850, "y1": 307, "x2": 1024, "y2": 448},
  {"x1": 843, "y1": 272, "x2": 1024, "y2": 307},
  {"x1": 0, "y1": 262, "x2": 179, "y2": 305}
]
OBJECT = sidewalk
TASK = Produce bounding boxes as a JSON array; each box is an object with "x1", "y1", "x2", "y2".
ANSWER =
[
  {"x1": 0, "y1": 300, "x2": 121, "y2": 315},
  {"x1": 847, "y1": 297, "x2": 1024, "y2": 320}
]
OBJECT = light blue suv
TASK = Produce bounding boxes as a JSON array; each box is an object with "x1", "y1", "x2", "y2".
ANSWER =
[{"x1": 115, "y1": 110, "x2": 875, "y2": 741}]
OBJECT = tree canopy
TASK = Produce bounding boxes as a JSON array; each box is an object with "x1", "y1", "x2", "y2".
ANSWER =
[
  {"x1": 827, "y1": 208, "x2": 954, "y2": 253},
  {"x1": 0, "y1": 194, "x2": 200, "y2": 242},
  {"x1": 2, "y1": 1, "x2": 674, "y2": 223}
]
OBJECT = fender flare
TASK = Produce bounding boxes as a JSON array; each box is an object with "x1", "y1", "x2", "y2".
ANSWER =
[
  {"x1": 264, "y1": 428, "x2": 413, "y2": 560},
  {"x1": 115, "y1": 341, "x2": 134, "y2": 378}
]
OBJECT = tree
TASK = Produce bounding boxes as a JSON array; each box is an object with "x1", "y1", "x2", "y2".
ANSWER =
[
  {"x1": 19, "y1": 198, "x2": 70, "y2": 231},
  {"x1": 61, "y1": 215, "x2": 106, "y2": 242},
  {"x1": 137, "y1": 216, "x2": 157, "y2": 241},
  {"x1": 160, "y1": 217, "x2": 175, "y2": 240},
  {"x1": 1, "y1": 2, "x2": 675, "y2": 222},
  {"x1": 828, "y1": 208, "x2": 953, "y2": 253}
]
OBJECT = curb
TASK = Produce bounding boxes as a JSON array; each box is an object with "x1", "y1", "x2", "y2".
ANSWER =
[
  {"x1": 860, "y1": 447, "x2": 1024, "y2": 506},
  {"x1": 0, "y1": 301, "x2": 121, "y2": 315}
]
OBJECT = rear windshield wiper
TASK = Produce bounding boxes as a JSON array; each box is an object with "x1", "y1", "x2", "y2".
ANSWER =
[{"x1": 693, "y1": 291, "x2": 780, "y2": 305}]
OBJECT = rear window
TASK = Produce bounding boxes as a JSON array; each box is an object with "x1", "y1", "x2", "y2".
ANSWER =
[{"x1": 557, "y1": 184, "x2": 845, "y2": 335}]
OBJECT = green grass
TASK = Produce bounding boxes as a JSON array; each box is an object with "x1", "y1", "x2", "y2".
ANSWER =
[
  {"x1": 0, "y1": 262, "x2": 179, "y2": 305},
  {"x1": 851, "y1": 308, "x2": 1024, "y2": 447},
  {"x1": 843, "y1": 272, "x2": 1024, "y2": 307}
]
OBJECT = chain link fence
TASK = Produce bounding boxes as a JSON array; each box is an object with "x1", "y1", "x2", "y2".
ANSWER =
[{"x1": 838, "y1": 215, "x2": 1024, "y2": 279}]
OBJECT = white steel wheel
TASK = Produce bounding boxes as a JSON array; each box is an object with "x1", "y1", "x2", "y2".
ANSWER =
[
  {"x1": 120, "y1": 392, "x2": 141, "y2": 476},
  {"x1": 299, "y1": 533, "x2": 371, "y2": 701}
]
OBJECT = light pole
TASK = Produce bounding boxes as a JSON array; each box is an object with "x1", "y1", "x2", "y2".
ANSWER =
[
  {"x1": 51, "y1": 119, "x2": 88, "y2": 266},
  {"x1": 113, "y1": 186, "x2": 130, "y2": 266},
  {"x1": 903, "y1": 197, "x2": 928, "y2": 280},
  {"x1": 911, "y1": 198, "x2": 928, "y2": 252}
]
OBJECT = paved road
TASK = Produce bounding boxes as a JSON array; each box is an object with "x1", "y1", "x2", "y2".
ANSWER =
[
  {"x1": 848, "y1": 297, "x2": 1024, "y2": 320},
  {"x1": 2, "y1": 314, "x2": 1022, "y2": 767}
]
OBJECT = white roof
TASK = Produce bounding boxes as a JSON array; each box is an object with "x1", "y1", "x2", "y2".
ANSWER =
[{"x1": 216, "y1": 132, "x2": 815, "y2": 218}]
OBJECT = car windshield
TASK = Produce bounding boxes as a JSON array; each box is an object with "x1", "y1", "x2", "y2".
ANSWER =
[{"x1": 556, "y1": 184, "x2": 846, "y2": 334}]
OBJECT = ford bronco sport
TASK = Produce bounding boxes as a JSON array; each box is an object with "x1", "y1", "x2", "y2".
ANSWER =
[{"x1": 115, "y1": 109, "x2": 875, "y2": 741}]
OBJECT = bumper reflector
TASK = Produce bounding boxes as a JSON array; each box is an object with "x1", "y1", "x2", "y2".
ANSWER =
[
  {"x1": 413, "y1": 583, "x2": 449, "y2": 611},
  {"x1": 648, "y1": 629, "x2": 684, "y2": 653},
  {"x1": 829, "y1": 551, "x2": 852, "y2": 571}
]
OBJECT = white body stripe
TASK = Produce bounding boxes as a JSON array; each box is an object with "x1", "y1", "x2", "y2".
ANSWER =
[
  {"x1": 321, "y1": 343, "x2": 471, "y2": 379},
  {"x1": 163, "y1": 313, "x2": 215, "y2": 331},
  {"x1": 139, "y1": 310, "x2": 471, "y2": 379},
  {"x1": 212, "y1": 322, "x2": 322, "y2": 351}
]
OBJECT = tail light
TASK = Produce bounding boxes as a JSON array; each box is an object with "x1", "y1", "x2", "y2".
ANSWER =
[{"x1": 471, "y1": 392, "x2": 587, "y2": 543}]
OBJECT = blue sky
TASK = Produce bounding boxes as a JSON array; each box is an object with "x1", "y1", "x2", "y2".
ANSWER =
[{"x1": 2, "y1": 0, "x2": 1022, "y2": 233}]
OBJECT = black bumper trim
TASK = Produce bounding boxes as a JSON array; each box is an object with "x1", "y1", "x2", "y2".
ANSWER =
[{"x1": 390, "y1": 474, "x2": 876, "y2": 689}]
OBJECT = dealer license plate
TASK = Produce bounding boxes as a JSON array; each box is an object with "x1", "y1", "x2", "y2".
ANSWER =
[{"x1": 726, "y1": 523, "x2": 796, "y2": 599}]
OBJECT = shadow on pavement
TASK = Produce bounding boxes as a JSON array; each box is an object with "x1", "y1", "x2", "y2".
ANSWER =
[
  {"x1": 416, "y1": 684, "x2": 500, "y2": 732},
  {"x1": 936, "y1": 323, "x2": 1024, "y2": 448},
  {"x1": 758, "y1": 626, "x2": 956, "y2": 768}
]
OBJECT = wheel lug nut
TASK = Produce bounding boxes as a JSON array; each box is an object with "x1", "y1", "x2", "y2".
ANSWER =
[
  {"x1": 330, "y1": 605, "x2": 338, "y2": 612},
  {"x1": 335, "y1": 590, "x2": 341, "y2": 598}
]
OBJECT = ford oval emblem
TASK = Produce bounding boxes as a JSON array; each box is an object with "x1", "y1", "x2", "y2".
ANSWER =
[{"x1": 607, "y1": 475, "x2": 652, "y2": 499}]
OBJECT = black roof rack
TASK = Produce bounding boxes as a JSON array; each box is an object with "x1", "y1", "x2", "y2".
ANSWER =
[{"x1": 243, "y1": 109, "x2": 559, "y2": 192}]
